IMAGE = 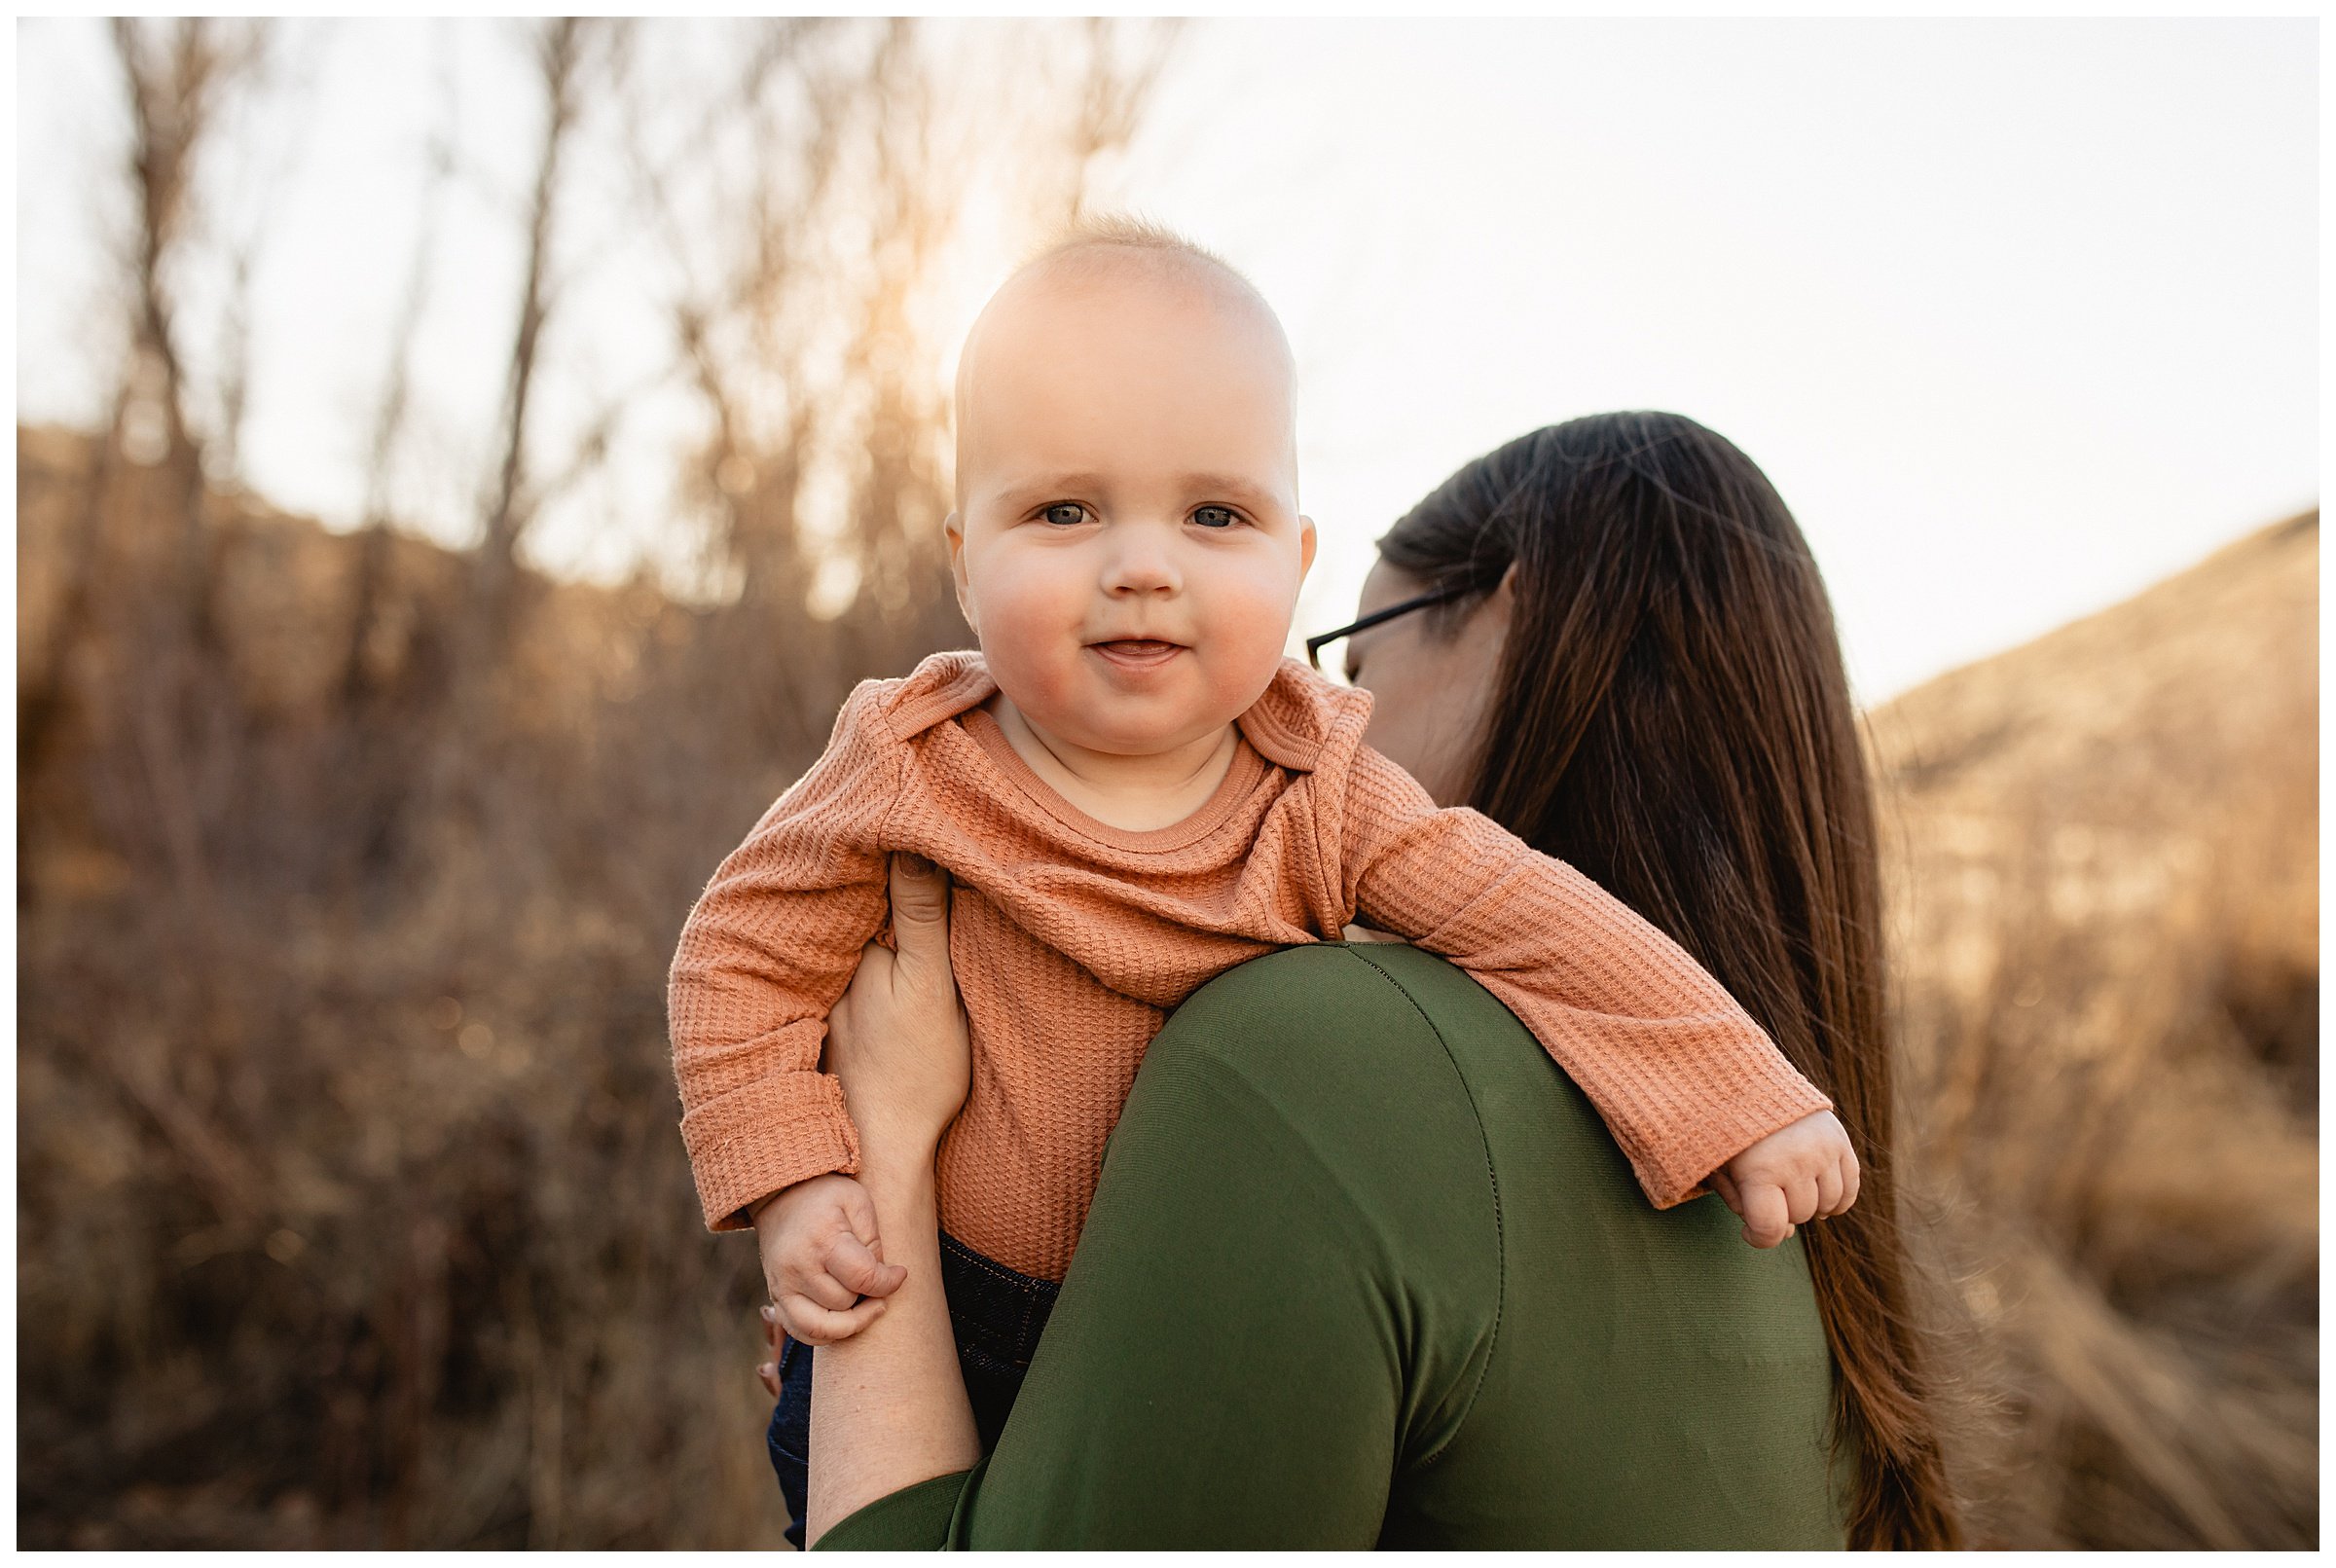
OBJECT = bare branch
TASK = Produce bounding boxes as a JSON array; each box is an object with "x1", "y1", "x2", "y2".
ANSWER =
[
  {"x1": 518, "y1": 363, "x2": 677, "y2": 524},
  {"x1": 108, "y1": 18, "x2": 271, "y2": 645},
  {"x1": 344, "y1": 21, "x2": 460, "y2": 704},
  {"x1": 475, "y1": 18, "x2": 586, "y2": 602},
  {"x1": 208, "y1": 24, "x2": 317, "y2": 491}
]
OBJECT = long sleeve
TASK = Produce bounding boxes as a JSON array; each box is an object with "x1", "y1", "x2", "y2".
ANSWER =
[
  {"x1": 668, "y1": 682, "x2": 905, "y2": 1231},
  {"x1": 1339, "y1": 745, "x2": 1829, "y2": 1209}
]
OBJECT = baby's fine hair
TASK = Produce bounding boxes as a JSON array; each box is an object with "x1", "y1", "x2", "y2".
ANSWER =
[
  {"x1": 960, "y1": 214, "x2": 1294, "y2": 419},
  {"x1": 1017, "y1": 213, "x2": 1255, "y2": 295},
  {"x1": 1020, "y1": 215, "x2": 1285, "y2": 349}
]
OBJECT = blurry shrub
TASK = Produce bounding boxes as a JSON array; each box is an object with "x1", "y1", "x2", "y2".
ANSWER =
[{"x1": 1873, "y1": 514, "x2": 2318, "y2": 1549}]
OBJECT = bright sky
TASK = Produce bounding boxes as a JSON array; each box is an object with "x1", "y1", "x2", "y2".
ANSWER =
[{"x1": 16, "y1": 18, "x2": 2318, "y2": 704}]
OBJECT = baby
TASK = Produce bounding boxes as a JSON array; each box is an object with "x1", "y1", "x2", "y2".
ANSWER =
[{"x1": 669, "y1": 219, "x2": 1856, "y2": 1488}]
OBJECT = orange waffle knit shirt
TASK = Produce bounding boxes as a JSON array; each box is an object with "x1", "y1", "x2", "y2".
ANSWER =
[{"x1": 668, "y1": 650, "x2": 1831, "y2": 1281}]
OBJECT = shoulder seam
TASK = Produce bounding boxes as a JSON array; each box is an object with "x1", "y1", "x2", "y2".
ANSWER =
[
  {"x1": 872, "y1": 712, "x2": 911, "y2": 845},
  {"x1": 1339, "y1": 946, "x2": 1507, "y2": 1474},
  {"x1": 857, "y1": 675, "x2": 906, "y2": 747},
  {"x1": 836, "y1": 678, "x2": 913, "y2": 833}
]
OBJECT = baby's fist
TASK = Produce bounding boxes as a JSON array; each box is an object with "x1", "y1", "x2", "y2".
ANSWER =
[
  {"x1": 750, "y1": 1173, "x2": 908, "y2": 1344},
  {"x1": 1707, "y1": 1110, "x2": 1860, "y2": 1249}
]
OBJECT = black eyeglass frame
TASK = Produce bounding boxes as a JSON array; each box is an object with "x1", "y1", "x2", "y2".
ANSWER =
[{"x1": 1304, "y1": 584, "x2": 1474, "y2": 671}]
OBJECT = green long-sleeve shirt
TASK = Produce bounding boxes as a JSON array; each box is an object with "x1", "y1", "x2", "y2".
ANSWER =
[{"x1": 821, "y1": 943, "x2": 1848, "y2": 1548}]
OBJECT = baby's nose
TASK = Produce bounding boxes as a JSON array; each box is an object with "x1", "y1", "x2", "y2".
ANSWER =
[{"x1": 1100, "y1": 535, "x2": 1181, "y2": 596}]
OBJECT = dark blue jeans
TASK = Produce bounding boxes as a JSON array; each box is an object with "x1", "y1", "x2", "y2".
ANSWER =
[{"x1": 767, "y1": 1231, "x2": 1061, "y2": 1549}]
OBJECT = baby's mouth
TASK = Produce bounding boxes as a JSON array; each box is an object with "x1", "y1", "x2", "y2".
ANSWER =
[{"x1": 1087, "y1": 638, "x2": 1186, "y2": 668}]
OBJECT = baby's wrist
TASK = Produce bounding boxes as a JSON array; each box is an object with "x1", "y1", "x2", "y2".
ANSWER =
[{"x1": 744, "y1": 1185, "x2": 796, "y2": 1233}]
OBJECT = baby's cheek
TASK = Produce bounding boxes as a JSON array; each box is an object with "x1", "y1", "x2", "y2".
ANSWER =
[
  {"x1": 1206, "y1": 584, "x2": 1301, "y2": 691},
  {"x1": 1006, "y1": 655, "x2": 1084, "y2": 731},
  {"x1": 970, "y1": 579, "x2": 1078, "y2": 695},
  {"x1": 982, "y1": 636, "x2": 1094, "y2": 741},
  {"x1": 1233, "y1": 581, "x2": 1308, "y2": 668}
]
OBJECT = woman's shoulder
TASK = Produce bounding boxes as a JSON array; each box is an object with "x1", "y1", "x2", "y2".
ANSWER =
[
  {"x1": 1156, "y1": 942, "x2": 1497, "y2": 1135},
  {"x1": 1162, "y1": 941, "x2": 1838, "y2": 1364},
  {"x1": 1161, "y1": 942, "x2": 1586, "y2": 1154},
  {"x1": 1132, "y1": 943, "x2": 1512, "y2": 1472},
  {"x1": 1142, "y1": 944, "x2": 1515, "y2": 1269},
  {"x1": 1169, "y1": 943, "x2": 1844, "y2": 1547}
]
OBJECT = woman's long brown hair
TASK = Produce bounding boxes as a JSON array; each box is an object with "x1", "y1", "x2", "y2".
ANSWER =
[{"x1": 1379, "y1": 413, "x2": 1961, "y2": 1548}]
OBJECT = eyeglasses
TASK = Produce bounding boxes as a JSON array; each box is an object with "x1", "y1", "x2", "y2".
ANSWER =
[{"x1": 1304, "y1": 585, "x2": 1473, "y2": 671}]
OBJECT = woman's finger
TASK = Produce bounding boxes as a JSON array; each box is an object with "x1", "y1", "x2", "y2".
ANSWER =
[
  {"x1": 757, "y1": 1360, "x2": 784, "y2": 1399},
  {"x1": 828, "y1": 853, "x2": 972, "y2": 1145},
  {"x1": 888, "y1": 853, "x2": 954, "y2": 978}
]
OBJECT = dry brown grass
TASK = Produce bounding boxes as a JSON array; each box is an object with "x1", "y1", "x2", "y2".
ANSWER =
[
  {"x1": 16, "y1": 419, "x2": 2316, "y2": 1545},
  {"x1": 1869, "y1": 512, "x2": 2318, "y2": 1548},
  {"x1": 16, "y1": 422, "x2": 957, "y2": 1548}
]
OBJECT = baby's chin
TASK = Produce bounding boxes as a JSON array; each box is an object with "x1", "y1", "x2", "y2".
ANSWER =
[
  {"x1": 985, "y1": 639, "x2": 1285, "y2": 754},
  {"x1": 1021, "y1": 701, "x2": 1248, "y2": 760}
]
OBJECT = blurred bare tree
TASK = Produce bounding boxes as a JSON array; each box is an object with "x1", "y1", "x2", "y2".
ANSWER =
[
  {"x1": 17, "y1": 17, "x2": 1179, "y2": 1548},
  {"x1": 23, "y1": 20, "x2": 266, "y2": 855}
]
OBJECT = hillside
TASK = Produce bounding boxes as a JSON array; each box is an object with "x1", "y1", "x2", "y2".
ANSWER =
[
  {"x1": 15, "y1": 422, "x2": 669, "y2": 725},
  {"x1": 1868, "y1": 512, "x2": 2318, "y2": 1548}
]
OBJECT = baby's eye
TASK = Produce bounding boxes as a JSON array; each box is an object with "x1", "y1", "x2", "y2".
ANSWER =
[
  {"x1": 1191, "y1": 505, "x2": 1238, "y2": 529},
  {"x1": 1041, "y1": 502, "x2": 1088, "y2": 527}
]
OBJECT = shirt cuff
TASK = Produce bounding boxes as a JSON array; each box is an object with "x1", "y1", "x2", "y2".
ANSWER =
[
  {"x1": 681, "y1": 1071, "x2": 862, "y2": 1231},
  {"x1": 812, "y1": 1469, "x2": 975, "y2": 1550}
]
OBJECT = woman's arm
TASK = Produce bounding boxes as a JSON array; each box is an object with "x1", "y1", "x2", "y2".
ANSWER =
[
  {"x1": 803, "y1": 1122, "x2": 978, "y2": 1542},
  {"x1": 800, "y1": 854, "x2": 981, "y2": 1543}
]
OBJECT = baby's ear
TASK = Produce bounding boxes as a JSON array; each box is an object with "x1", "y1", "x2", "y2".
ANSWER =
[
  {"x1": 1296, "y1": 513, "x2": 1319, "y2": 581},
  {"x1": 942, "y1": 512, "x2": 976, "y2": 631}
]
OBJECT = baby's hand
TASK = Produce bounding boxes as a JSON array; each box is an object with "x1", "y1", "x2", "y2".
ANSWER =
[
  {"x1": 750, "y1": 1173, "x2": 908, "y2": 1344},
  {"x1": 1705, "y1": 1110, "x2": 1860, "y2": 1249}
]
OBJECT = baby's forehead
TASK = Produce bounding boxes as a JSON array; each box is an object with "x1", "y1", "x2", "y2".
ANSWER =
[{"x1": 951, "y1": 241, "x2": 1301, "y2": 510}]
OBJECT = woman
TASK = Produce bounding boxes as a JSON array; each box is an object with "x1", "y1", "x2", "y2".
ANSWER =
[{"x1": 768, "y1": 412, "x2": 1960, "y2": 1548}]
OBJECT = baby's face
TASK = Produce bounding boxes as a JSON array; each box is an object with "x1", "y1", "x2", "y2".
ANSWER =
[{"x1": 947, "y1": 266, "x2": 1315, "y2": 758}]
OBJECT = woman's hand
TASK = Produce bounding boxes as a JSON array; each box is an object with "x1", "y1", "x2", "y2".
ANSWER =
[
  {"x1": 751, "y1": 854, "x2": 967, "y2": 1405},
  {"x1": 826, "y1": 853, "x2": 971, "y2": 1160},
  {"x1": 805, "y1": 858, "x2": 983, "y2": 1542}
]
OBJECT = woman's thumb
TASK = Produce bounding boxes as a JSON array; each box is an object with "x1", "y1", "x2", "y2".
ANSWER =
[{"x1": 888, "y1": 853, "x2": 952, "y2": 943}]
